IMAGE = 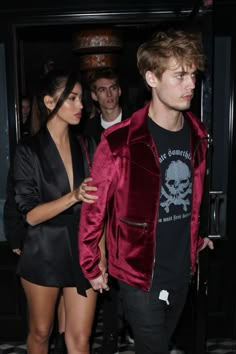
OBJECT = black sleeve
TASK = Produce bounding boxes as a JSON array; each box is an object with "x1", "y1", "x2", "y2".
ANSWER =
[{"x1": 3, "y1": 165, "x2": 27, "y2": 250}]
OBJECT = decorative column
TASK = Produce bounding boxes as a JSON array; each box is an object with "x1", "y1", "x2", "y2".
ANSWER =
[{"x1": 72, "y1": 27, "x2": 123, "y2": 82}]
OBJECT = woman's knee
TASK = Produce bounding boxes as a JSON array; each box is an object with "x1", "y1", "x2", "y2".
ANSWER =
[
  {"x1": 65, "y1": 331, "x2": 90, "y2": 351},
  {"x1": 29, "y1": 325, "x2": 53, "y2": 344}
]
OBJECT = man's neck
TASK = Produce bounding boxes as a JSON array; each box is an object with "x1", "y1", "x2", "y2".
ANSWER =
[
  {"x1": 100, "y1": 106, "x2": 121, "y2": 122},
  {"x1": 148, "y1": 102, "x2": 184, "y2": 132}
]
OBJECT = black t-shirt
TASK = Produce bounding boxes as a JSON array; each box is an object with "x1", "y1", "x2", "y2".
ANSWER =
[{"x1": 148, "y1": 117, "x2": 192, "y2": 295}]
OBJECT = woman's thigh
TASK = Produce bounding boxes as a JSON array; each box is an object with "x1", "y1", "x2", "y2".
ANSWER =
[
  {"x1": 63, "y1": 287, "x2": 97, "y2": 336},
  {"x1": 21, "y1": 277, "x2": 59, "y2": 333}
]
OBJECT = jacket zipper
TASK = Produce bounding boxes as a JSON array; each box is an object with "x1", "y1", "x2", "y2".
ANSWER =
[{"x1": 119, "y1": 217, "x2": 147, "y2": 228}]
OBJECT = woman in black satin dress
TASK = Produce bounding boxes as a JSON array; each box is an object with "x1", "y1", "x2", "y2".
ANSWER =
[{"x1": 13, "y1": 69, "x2": 99, "y2": 354}]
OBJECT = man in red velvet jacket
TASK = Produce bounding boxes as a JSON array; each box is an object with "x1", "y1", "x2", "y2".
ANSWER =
[{"x1": 79, "y1": 30, "x2": 214, "y2": 354}]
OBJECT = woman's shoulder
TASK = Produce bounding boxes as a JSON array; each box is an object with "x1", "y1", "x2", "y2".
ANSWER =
[{"x1": 16, "y1": 128, "x2": 47, "y2": 158}]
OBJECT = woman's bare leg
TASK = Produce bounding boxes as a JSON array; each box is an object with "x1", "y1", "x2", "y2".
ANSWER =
[
  {"x1": 57, "y1": 293, "x2": 66, "y2": 333},
  {"x1": 63, "y1": 287, "x2": 97, "y2": 354},
  {"x1": 54, "y1": 293, "x2": 67, "y2": 353},
  {"x1": 21, "y1": 278, "x2": 59, "y2": 354}
]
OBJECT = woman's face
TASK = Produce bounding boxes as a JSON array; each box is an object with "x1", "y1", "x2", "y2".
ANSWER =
[
  {"x1": 54, "y1": 82, "x2": 83, "y2": 126},
  {"x1": 21, "y1": 98, "x2": 31, "y2": 123}
]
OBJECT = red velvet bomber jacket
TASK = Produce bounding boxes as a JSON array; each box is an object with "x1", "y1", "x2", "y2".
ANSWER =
[{"x1": 79, "y1": 103, "x2": 208, "y2": 291}]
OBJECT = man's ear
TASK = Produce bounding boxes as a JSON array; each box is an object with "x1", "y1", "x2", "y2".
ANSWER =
[
  {"x1": 145, "y1": 71, "x2": 159, "y2": 88},
  {"x1": 91, "y1": 91, "x2": 98, "y2": 102},
  {"x1": 118, "y1": 87, "x2": 122, "y2": 97},
  {"x1": 43, "y1": 95, "x2": 56, "y2": 111}
]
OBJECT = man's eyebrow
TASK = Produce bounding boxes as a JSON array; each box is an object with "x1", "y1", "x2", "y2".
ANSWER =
[
  {"x1": 171, "y1": 70, "x2": 186, "y2": 75},
  {"x1": 70, "y1": 91, "x2": 79, "y2": 95},
  {"x1": 97, "y1": 84, "x2": 117, "y2": 89},
  {"x1": 174, "y1": 70, "x2": 197, "y2": 74}
]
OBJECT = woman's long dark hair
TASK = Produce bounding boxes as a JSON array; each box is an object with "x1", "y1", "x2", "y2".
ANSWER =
[{"x1": 32, "y1": 69, "x2": 81, "y2": 132}]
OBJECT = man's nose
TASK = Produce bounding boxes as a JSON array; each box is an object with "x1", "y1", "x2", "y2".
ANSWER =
[
  {"x1": 107, "y1": 88, "x2": 112, "y2": 97},
  {"x1": 186, "y1": 75, "x2": 196, "y2": 89}
]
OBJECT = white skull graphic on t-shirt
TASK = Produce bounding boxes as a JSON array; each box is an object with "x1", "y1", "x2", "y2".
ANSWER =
[{"x1": 160, "y1": 160, "x2": 192, "y2": 213}]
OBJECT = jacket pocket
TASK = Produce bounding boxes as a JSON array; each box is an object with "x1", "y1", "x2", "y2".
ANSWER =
[{"x1": 116, "y1": 217, "x2": 148, "y2": 260}]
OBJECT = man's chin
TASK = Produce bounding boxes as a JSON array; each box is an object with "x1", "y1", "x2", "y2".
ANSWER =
[
  {"x1": 177, "y1": 103, "x2": 191, "y2": 111},
  {"x1": 104, "y1": 105, "x2": 117, "y2": 110}
]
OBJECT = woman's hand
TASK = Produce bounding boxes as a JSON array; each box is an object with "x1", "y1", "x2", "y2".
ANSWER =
[{"x1": 73, "y1": 177, "x2": 98, "y2": 203}]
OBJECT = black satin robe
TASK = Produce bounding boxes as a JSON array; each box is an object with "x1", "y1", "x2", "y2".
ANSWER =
[{"x1": 14, "y1": 127, "x2": 91, "y2": 295}]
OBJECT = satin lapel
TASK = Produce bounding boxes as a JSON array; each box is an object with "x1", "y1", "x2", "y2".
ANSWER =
[
  {"x1": 69, "y1": 129, "x2": 85, "y2": 190},
  {"x1": 128, "y1": 103, "x2": 159, "y2": 174},
  {"x1": 127, "y1": 103, "x2": 150, "y2": 144},
  {"x1": 40, "y1": 128, "x2": 71, "y2": 196}
]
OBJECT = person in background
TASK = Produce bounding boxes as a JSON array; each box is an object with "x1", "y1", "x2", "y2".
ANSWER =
[
  {"x1": 78, "y1": 30, "x2": 214, "y2": 354},
  {"x1": 83, "y1": 67, "x2": 133, "y2": 354},
  {"x1": 13, "y1": 69, "x2": 100, "y2": 354},
  {"x1": 83, "y1": 67, "x2": 131, "y2": 144},
  {"x1": 20, "y1": 95, "x2": 32, "y2": 137}
]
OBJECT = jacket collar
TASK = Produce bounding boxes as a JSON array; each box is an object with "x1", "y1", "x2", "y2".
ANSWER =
[
  {"x1": 127, "y1": 103, "x2": 150, "y2": 145},
  {"x1": 39, "y1": 127, "x2": 84, "y2": 193},
  {"x1": 127, "y1": 102, "x2": 208, "y2": 147}
]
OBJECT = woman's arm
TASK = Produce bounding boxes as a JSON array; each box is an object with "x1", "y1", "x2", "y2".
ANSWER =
[
  {"x1": 98, "y1": 225, "x2": 107, "y2": 275},
  {"x1": 26, "y1": 177, "x2": 97, "y2": 226},
  {"x1": 14, "y1": 142, "x2": 97, "y2": 227}
]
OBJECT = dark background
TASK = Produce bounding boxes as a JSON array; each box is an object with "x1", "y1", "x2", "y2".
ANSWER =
[{"x1": 0, "y1": 1, "x2": 236, "y2": 352}]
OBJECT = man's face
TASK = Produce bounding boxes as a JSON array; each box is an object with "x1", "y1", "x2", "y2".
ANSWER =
[
  {"x1": 151, "y1": 57, "x2": 197, "y2": 112},
  {"x1": 92, "y1": 78, "x2": 121, "y2": 111}
]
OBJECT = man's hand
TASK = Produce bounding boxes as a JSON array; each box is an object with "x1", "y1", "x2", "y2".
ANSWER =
[
  {"x1": 90, "y1": 273, "x2": 110, "y2": 293},
  {"x1": 199, "y1": 237, "x2": 214, "y2": 251},
  {"x1": 13, "y1": 248, "x2": 22, "y2": 255}
]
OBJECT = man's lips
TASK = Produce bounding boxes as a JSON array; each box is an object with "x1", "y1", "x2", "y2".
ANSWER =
[{"x1": 182, "y1": 94, "x2": 193, "y2": 100}]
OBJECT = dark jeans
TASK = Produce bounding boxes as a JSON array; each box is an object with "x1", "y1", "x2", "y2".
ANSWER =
[
  {"x1": 118, "y1": 280, "x2": 189, "y2": 354},
  {"x1": 101, "y1": 277, "x2": 119, "y2": 353}
]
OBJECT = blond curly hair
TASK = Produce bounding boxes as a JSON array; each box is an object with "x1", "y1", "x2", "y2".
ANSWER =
[{"x1": 137, "y1": 30, "x2": 206, "y2": 80}]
